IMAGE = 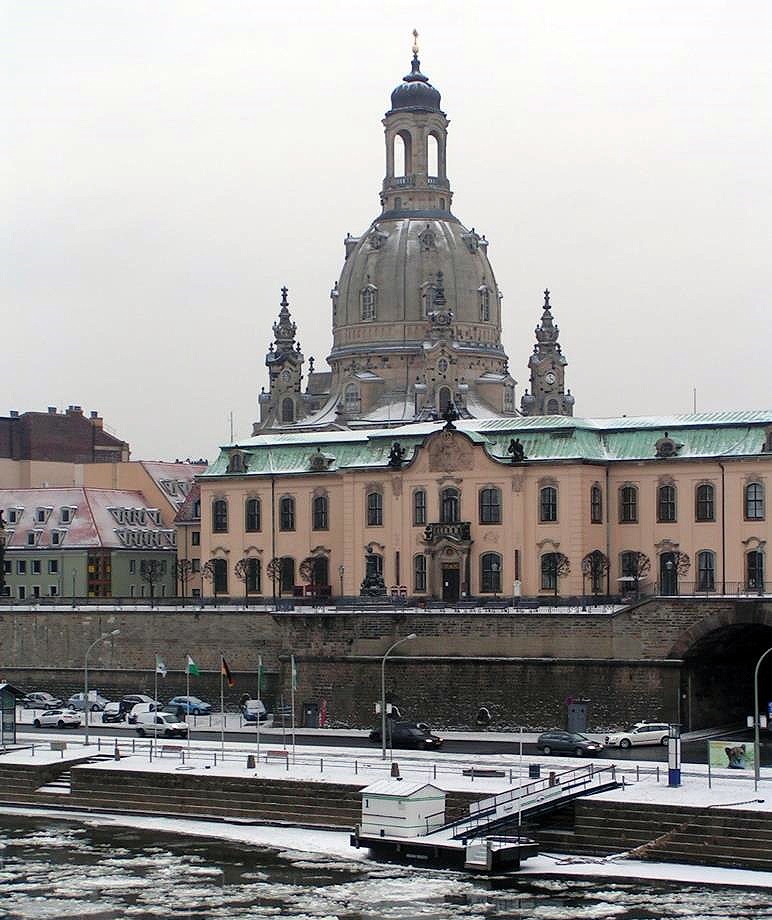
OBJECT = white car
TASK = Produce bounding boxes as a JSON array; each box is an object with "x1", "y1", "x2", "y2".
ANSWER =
[
  {"x1": 33, "y1": 708, "x2": 82, "y2": 729},
  {"x1": 605, "y1": 722, "x2": 671, "y2": 749}
]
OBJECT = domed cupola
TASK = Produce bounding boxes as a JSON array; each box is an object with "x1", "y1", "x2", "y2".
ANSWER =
[{"x1": 389, "y1": 46, "x2": 442, "y2": 114}]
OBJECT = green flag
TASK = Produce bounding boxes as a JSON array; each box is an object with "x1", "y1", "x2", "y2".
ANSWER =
[{"x1": 186, "y1": 655, "x2": 200, "y2": 677}]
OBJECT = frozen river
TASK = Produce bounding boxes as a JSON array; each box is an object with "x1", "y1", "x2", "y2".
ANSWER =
[{"x1": 1, "y1": 815, "x2": 771, "y2": 919}]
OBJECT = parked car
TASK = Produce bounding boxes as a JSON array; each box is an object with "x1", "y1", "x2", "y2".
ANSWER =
[
  {"x1": 536, "y1": 731, "x2": 604, "y2": 757},
  {"x1": 127, "y1": 702, "x2": 161, "y2": 724},
  {"x1": 134, "y1": 711, "x2": 189, "y2": 738},
  {"x1": 161, "y1": 703, "x2": 188, "y2": 721},
  {"x1": 102, "y1": 700, "x2": 135, "y2": 723},
  {"x1": 605, "y1": 722, "x2": 671, "y2": 749},
  {"x1": 67, "y1": 692, "x2": 111, "y2": 712},
  {"x1": 368, "y1": 721, "x2": 444, "y2": 750},
  {"x1": 239, "y1": 698, "x2": 268, "y2": 723},
  {"x1": 121, "y1": 694, "x2": 159, "y2": 707},
  {"x1": 168, "y1": 695, "x2": 212, "y2": 716},
  {"x1": 22, "y1": 692, "x2": 63, "y2": 710},
  {"x1": 33, "y1": 708, "x2": 81, "y2": 729}
]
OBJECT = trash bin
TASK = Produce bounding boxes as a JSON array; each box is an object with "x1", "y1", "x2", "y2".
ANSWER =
[
  {"x1": 246, "y1": 754, "x2": 256, "y2": 769},
  {"x1": 528, "y1": 764, "x2": 540, "y2": 779}
]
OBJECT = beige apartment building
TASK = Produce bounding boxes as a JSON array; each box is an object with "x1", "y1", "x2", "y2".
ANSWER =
[{"x1": 196, "y1": 414, "x2": 770, "y2": 602}]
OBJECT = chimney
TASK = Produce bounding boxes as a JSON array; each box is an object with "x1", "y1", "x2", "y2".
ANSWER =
[
  {"x1": 9, "y1": 410, "x2": 18, "y2": 418},
  {"x1": 48, "y1": 407, "x2": 57, "y2": 414},
  {"x1": 89, "y1": 411, "x2": 103, "y2": 429}
]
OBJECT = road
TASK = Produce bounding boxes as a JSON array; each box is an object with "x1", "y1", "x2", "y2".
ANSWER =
[{"x1": 18, "y1": 723, "x2": 771, "y2": 765}]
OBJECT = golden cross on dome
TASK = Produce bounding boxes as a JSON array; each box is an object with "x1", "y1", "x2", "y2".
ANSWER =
[{"x1": 412, "y1": 29, "x2": 419, "y2": 57}]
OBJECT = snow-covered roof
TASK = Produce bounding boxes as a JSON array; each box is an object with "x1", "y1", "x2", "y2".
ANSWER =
[{"x1": 360, "y1": 779, "x2": 444, "y2": 797}]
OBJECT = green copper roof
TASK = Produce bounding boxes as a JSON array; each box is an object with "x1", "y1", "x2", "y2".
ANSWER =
[{"x1": 199, "y1": 412, "x2": 772, "y2": 478}]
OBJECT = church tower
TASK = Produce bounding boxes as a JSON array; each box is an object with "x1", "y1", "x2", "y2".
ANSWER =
[
  {"x1": 257, "y1": 287, "x2": 306, "y2": 428},
  {"x1": 520, "y1": 289, "x2": 575, "y2": 417}
]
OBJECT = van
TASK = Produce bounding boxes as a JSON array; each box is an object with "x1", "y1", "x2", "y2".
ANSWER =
[
  {"x1": 134, "y1": 711, "x2": 189, "y2": 738},
  {"x1": 128, "y1": 702, "x2": 160, "y2": 725}
]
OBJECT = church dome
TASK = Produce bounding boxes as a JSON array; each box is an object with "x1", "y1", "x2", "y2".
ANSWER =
[{"x1": 389, "y1": 55, "x2": 442, "y2": 114}]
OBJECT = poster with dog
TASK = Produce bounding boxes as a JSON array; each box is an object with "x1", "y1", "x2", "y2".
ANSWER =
[{"x1": 708, "y1": 741, "x2": 755, "y2": 771}]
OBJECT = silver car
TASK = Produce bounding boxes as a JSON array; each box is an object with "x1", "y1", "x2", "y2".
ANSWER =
[
  {"x1": 605, "y1": 722, "x2": 671, "y2": 749},
  {"x1": 67, "y1": 692, "x2": 111, "y2": 712}
]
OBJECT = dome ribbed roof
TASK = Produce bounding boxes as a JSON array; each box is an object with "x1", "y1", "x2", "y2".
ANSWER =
[{"x1": 389, "y1": 55, "x2": 442, "y2": 113}]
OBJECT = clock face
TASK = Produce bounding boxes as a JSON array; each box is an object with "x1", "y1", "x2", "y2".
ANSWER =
[{"x1": 545, "y1": 371, "x2": 556, "y2": 386}]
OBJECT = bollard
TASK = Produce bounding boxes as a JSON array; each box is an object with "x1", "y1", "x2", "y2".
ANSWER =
[
  {"x1": 285, "y1": 755, "x2": 289, "y2": 771},
  {"x1": 470, "y1": 767, "x2": 474, "y2": 782},
  {"x1": 246, "y1": 754, "x2": 256, "y2": 769},
  {"x1": 656, "y1": 765, "x2": 660, "y2": 783},
  {"x1": 132, "y1": 739, "x2": 136, "y2": 753},
  {"x1": 320, "y1": 758, "x2": 323, "y2": 773},
  {"x1": 636, "y1": 764, "x2": 640, "y2": 782},
  {"x1": 390, "y1": 762, "x2": 400, "y2": 778},
  {"x1": 98, "y1": 737, "x2": 101, "y2": 752},
  {"x1": 433, "y1": 763, "x2": 437, "y2": 779},
  {"x1": 509, "y1": 768, "x2": 513, "y2": 783},
  {"x1": 355, "y1": 760, "x2": 358, "y2": 775},
  {"x1": 214, "y1": 753, "x2": 217, "y2": 766}
]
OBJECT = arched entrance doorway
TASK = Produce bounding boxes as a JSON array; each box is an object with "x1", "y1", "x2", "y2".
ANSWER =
[{"x1": 679, "y1": 622, "x2": 772, "y2": 730}]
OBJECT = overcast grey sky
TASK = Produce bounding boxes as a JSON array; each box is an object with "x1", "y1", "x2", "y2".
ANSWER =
[{"x1": 4, "y1": 1, "x2": 771, "y2": 461}]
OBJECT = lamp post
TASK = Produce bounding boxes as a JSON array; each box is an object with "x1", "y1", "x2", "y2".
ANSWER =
[
  {"x1": 84, "y1": 628, "x2": 120, "y2": 745},
  {"x1": 491, "y1": 561, "x2": 500, "y2": 600},
  {"x1": 71, "y1": 570, "x2": 77, "y2": 608},
  {"x1": 381, "y1": 633, "x2": 416, "y2": 760},
  {"x1": 753, "y1": 646, "x2": 772, "y2": 791},
  {"x1": 338, "y1": 564, "x2": 344, "y2": 601}
]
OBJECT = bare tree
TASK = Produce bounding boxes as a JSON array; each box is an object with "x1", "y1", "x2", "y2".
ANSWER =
[
  {"x1": 234, "y1": 557, "x2": 252, "y2": 606},
  {"x1": 175, "y1": 558, "x2": 193, "y2": 604},
  {"x1": 201, "y1": 558, "x2": 220, "y2": 603},
  {"x1": 626, "y1": 551, "x2": 651, "y2": 596},
  {"x1": 266, "y1": 557, "x2": 283, "y2": 602},
  {"x1": 299, "y1": 556, "x2": 321, "y2": 603},
  {"x1": 581, "y1": 550, "x2": 609, "y2": 595},
  {"x1": 140, "y1": 558, "x2": 167, "y2": 606},
  {"x1": 544, "y1": 552, "x2": 571, "y2": 599}
]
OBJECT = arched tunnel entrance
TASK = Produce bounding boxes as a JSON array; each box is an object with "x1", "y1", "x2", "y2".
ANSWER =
[{"x1": 680, "y1": 623, "x2": 772, "y2": 730}]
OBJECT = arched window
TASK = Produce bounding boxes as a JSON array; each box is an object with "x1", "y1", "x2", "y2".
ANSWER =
[
  {"x1": 344, "y1": 383, "x2": 360, "y2": 413},
  {"x1": 546, "y1": 398, "x2": 560, "y2": 414},
  {"x1": 479, "y1": 487, "x2": 502, "y2": 524},
  {"x1": 479, "y1": 286, "x2": 490, "y2": 322},
  {"x1": 440, "y1": 487, "x2": 460, "y2": 524},
  {"x1": 438, "y1": 386, "x2": 452, "y2": 415},
  {"x1": 697, "y1": 550, "x2": 715, "y2": 591},
  {"x1": 279, "y1": 496, "x2": 295, "y2": 531},
  {"x1": 695, "y1": 483, "x2": 715, "y2": 522},
  {"x1": 245, "y1": 498, "x2": 261, "y2": 532},
  {"x1": 480, "y1": 552, "x2": 502, "y2": 593},
  {"x1": 193, "y1": 499, "x2": 201, "y2": 519},
  {"x1": 414, "y1": 554, "x2": 427, "y2": 592},
  {"x1": 213, "y1": 558, "x2": 228, "y2": 595},
  {"x1": 619, "y1": 485, "x2": 638, "y2": 523},
  {"x1": 413, "y1": 489, "x2": 427, "y2": 526},
  {"x1": 503, "y1": 385, "x2": 514, "y2": 412},
  {"x1": 312, "y1": 494, "x2": 328, "y2": 530},
  {"x1": 745, "y1": 482, "x2": 765, "y2": 521},
  {"x1": 747, "y1": 550, "x2": 764, "y2": 591},
  {"x1": 246, "y1": 558, "x2": 261, "y2": 594},
  {"x1": 393, "y1": 131, "x2": 411, "y2": 176},
  {"x1": 539, "y1": 486, "x2": 558, "y2": 523},
  {"x1": 590, "y1": 484, "x2": 603, "y2": 524},
  {"x1": 366, "y1": 491, "x2": 383, "y2": 526},
  {"x1": 212, "y1": 499, "x2": 228, "y2": 533},
  {"x1": 427, "y1": 133, "x2": 439, "y2": 176},
  {"x1": 366, "y1": 553, "x2": 383, "y2": 578},
  {"x1": 361, "y1": 285, "x2": 377, "y2": 322},
  {"x1": 620, "y1": 551, "x2": 639, "y2": 579},
  {"x1": 281, "y1": 397, "x2": 294, "y2": 423},
  {"x1": 657, "y1": 484, "x2": 677, "y2": 523},
  {"x1": 280, "y1": 557, "x2": 295, "y2": 594},
  {"x1": 541, "y1": 554, "x2": 558, "y2": 592}
]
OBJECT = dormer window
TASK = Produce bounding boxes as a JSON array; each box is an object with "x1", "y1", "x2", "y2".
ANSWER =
[
  {"x1": 7, "y1": 508, "x2": 20, "y2": 525},
  {"x1": 361, "y1": 284, "x2": 377, "y2": 322},
  {"x1": 60, "y1": 507, "x2": 72, "y2": 524},
  {"x1": 227, "y1": 451, "x2": 247, "y2": 474},
  {"x1": 35, "y1": 508, "x2": 49, "y2": 524},
  {"x1": 51, "y1": 530, "x2": 62, "y2": 546}
]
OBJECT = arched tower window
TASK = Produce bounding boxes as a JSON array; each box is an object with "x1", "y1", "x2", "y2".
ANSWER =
[
  {"x1": 479, "y1": 286, "x2": 490, "y2": 322},
  {"x1": 344, "y1": 383, "x2": 361, "y2": 413},
  {"x1": 438, "y1": 386, "x2": 452, "y2": 415},
  {"x1": 427, "y1": 133, "x2": 438, "y2": 176},
  {"x1": 546, "y1": 398, "x2": 560, "y2": 414},
  {"x1": 361, "y1": 285, "x2": 377, "y2": 322},
  {"x1": 281, "y1": 397, "x2": 294, "y2": 423},
  {"x1": 393, "y1": 131, "x2": 412, "y2": 177}
]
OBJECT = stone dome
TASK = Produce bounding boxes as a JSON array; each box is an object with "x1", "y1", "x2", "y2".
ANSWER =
[{"x1": 389, "y1": 55, "x2": 442, "y2": 114}]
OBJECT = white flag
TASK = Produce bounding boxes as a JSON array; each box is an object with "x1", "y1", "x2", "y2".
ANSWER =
[{"x1": 155, "y1": 655, "x2": 167, "y2": 677}]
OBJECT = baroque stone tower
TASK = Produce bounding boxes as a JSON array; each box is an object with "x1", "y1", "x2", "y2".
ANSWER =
[
  {"x1": 257, "y1": 287, "x2": 306, "y2": 428},
  {"x1": 520, "y1": 289, "x2": 574, "y2": 417}
]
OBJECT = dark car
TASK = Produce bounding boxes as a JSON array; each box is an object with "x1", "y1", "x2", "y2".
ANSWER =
[
  {"x1": 368, "y1": 721, "x2": 444, "y2": 750},
  {"x1": 102, "y1": 699, "x2": 140, "y2": 723},
  {"x1": 536, "y1": 730, "x2": 604, "y2": 757}
]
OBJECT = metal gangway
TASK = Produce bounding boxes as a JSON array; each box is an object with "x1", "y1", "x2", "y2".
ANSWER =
[{"x1": 436, "y1": 762, "x2": 620, "y2": 841}]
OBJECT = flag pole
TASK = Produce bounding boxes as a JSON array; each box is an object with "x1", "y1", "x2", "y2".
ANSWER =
[
  {"x1": 220, "y1": 654, "x2": 225, "y2": 761},
  {"x1": 186, "y1": 656, "x2": 191, "y2": 758},
  {"x1": 256, "y1": 655, "x2": 262, "y2": 763}
]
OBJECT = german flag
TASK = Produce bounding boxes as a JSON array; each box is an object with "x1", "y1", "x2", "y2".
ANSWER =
[{"x1": 221, "y1": 656, "x2": 235, "y2": 687}]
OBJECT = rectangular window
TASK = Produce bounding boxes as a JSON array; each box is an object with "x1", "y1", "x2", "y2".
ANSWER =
[
  {"x1": 129, "y1": 559, "x2": 136, "y2": 574},
  {"x1": 191, "y1": 531, "x2": 201, "y2": 546},
  {"x1": 32, "y1": 585, "x2": 41, "y2": 598},
  {"x1": 18, "y1": 586, "x2": 26, "y2": 600},
  {"x1": 51, "y1": 530, "x2": 61, "y2": 545},
  {"x1": 279, "y1": 497, "x2": 295, "y2": 531},
  {"x1": 413, "y1": 490, "x2": 427, "y2": 526},
  {"x1": 17, "y1": 560, "x2": 26, "y2": 575},
  {"x1": 191, "y1": 558, "x2": 201, "y2": 573},
  {"x1": 192, "y1": 587, "x2": 201, "y2": 597},
  {"x1": 32, "y1": 560, "x2": 41, "y2": 575},
  {"x1": 479, "y1": 488, "x2": 502, "y2": 524},
  {"x1": 60, "y1": 507, "x2": 71, "y2": 524},
  {"x1": 49, "y1": 585, "x2": 58, "y2": 597},
  {"x1": 367, "y1": 492, "x2": 383, "y2": 527},
  {"x1": 657, "y1": 485, "x2": 677, "y2": 523},
  {"x1": 3, "y1": 560, "x2": 11, "y2": 574},
  {"x1": 35, "y1": 509, "x2": 47, "y2": 523},
  {"x1": 590, "y1": 485, "x2": 603, "y2": 524},
  {"x1": 27, "y1": 532, "x2": 36, "y2": 546},
  {"x1": 414, "y1": 554, "x2": 427, "y2": 592},
  {"x1": 48, "y1": 559, "x2": 59, "y2": 574},
  {"x1": 212, "y1": 500, "x2": 228, "y2": 533},
  {"x1": 8, "y1": 509, "x2": 19, "y2": 524},
  {"x1": 619, "y1": 486, "x2": 638, "y2": 523},
  {"x1": 130, "y1": 585, "x2": 135, "y2": 597}
]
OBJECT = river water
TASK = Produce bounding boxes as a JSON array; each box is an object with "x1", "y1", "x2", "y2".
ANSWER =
[{"x1": 0, "y1": 815, "x2": 770, "y2": 919}]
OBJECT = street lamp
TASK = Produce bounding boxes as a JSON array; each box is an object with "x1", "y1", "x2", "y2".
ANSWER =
[
  {"x1": 491, "y1": 561, "x2": 500, "y2": 600},
  {"x1": 71, "y1": 570, "x2": 77, "y2": 608},
  {"x1": 338, "y1": 564, "x2": 344, "y2": 601},
  {"x1": 84, "y1": 629, "x2": 120, "y2": 745},
  {"x1": 380, "y1": 633, "x2": 416, "y2": 760},
  {"x1": 753, "y1": 646, "x2": 772, "y2": 791}
]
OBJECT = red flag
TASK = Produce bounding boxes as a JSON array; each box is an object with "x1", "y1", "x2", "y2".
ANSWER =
[{"x1": 221, "y1": 656, "x2": 235, "y2": 687}]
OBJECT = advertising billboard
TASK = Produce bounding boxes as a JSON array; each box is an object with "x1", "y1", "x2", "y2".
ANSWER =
[{"x1": 708, "y1": 740, "x2": 755, "y2": 771}]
